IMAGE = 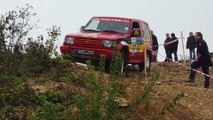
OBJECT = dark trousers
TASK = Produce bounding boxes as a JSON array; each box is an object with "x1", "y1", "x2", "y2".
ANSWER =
[
  {"x1": 189, "y1": 48, "x2": 196, "y2": 60},
  {"x1": 153, "y1": 50, "x2": 158, "y2": 62},
  {"x1": 189, "y1": 61, "x2": 210, "y2": 88},
  {"x1": 172, "y1": 49, "x2": 178, "y2": 61},
  {"x1": 165, "y1": 49, "x2": 172, "y2": 62}
]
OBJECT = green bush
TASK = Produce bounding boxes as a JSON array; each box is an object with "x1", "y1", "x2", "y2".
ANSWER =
[
  {"x1": 0, "y1": 81, "x2": 36, "y2": 120},
  {"x1": 38, "y1": 91, "x2": 65, "y2": 104},
  {"x1": 32, "y1": 90, "x2": 72, "y2": 120},
  {"x1": 32, "y1": 101, "x2": 65, "y2": 120},
  {"x1": 24, "y1": 26, "x2": 61, "y2": 76},
  {"x1": 0, "y1": 4, "x2": 36, "y2": 77},
  {"x1": 72, "y1": 54, "x2": 133, "y2": 120},
  {"x1": 0, "y1": 106, "x2": 31, "y2": 120},
  {"x1": 0, "y1": 83, "x2": 35, "y2": 107}
]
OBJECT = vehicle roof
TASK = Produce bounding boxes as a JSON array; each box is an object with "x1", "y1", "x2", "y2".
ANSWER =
[{"x1": 92, "y1": 16, "x2": 148, "y2": 24}]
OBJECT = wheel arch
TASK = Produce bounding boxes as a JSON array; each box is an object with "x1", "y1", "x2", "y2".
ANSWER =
[{"x1": 118, "y1": 41, "x2": 129, "y2": 63}]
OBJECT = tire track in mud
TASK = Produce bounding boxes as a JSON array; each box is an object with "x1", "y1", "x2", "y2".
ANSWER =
[{"x1": 123, "y1": 62, "x2": 213, "y2": 120}]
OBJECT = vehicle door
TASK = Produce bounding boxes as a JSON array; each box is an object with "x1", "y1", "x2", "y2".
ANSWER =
[{"x1": 128, "y1": 21, "x2": 145, "y2": 63}]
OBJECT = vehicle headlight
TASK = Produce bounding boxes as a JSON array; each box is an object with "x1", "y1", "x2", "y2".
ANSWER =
[
  {"x1": 65, "y1": 37, "x2": 74, "y2": 45},
  {"x1": 103, "y1": 40, "x2": 113, "y2": 48}
]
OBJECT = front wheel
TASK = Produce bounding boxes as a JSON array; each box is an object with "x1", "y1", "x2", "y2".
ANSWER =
[
  {"x1": 105, "y1": 60, "x2": 110, "y2": 73},
  {"x1": 105, "y1": 52, "x2": 125, "y2": 74},
  {"x1": 120, "y1": 52, "x2": 125, "y2": 74},
  {"x1": 139, "y1": 54, "x2": 151, "y2": 72}
]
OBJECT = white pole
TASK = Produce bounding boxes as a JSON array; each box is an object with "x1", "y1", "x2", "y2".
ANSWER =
[{"x1": 181, "y1": 31, "x2": 186, "y2": 64}]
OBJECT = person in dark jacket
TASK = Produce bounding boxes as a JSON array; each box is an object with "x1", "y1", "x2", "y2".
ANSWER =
[
  {"x1": 171, "y1": 33, "x2": 179, "y2": 61},
  {"x1": 164, "y1": 33, "x2": 172, "y2": 62},
  {"x1": 186, "y1": 32, "x2": 196, "y2": 60},
  {"x1": 186, "y1": 32, "x2": 211, "y2": 88},
  {"x1": 151, "y1": 30, "x2": 158, "y2": 62}
]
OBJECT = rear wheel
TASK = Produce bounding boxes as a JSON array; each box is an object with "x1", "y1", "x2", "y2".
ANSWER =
[{"x1": 139, "y1": 53, "x2": 151, "y2": 72}]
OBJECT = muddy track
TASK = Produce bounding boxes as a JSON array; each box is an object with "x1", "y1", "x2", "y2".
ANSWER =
[
  {"x1": 29, "y1": 61, "x2": 213, "y2": 120},
  {"x1": 124, "y1": 62, "x2": 213, "y2": 120}
]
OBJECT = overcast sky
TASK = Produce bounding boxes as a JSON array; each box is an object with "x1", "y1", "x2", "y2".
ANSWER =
[{"x1": 1, "y1": 0, "x2": 213, "y2": 60}]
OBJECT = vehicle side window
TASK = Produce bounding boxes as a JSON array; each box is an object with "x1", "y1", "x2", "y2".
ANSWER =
[
  {"x1": 132, "y1": 22, "x2": 141, "y2": 37},
  {"x1": 132, "y1": 22, "x2": 140, "y2": 29}
]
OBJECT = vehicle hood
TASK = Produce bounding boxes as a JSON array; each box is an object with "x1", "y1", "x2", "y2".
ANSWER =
[{"x1": 65, "y1": 32, "x2": 129, "y2": 40}]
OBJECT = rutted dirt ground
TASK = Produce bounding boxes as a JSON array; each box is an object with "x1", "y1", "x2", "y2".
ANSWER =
[
  {"x1": 29, "y1": 62, "x2": 213, "y2": 120},
  {"x1": 124, "y1": 62, "x2": 213, "y2": 120}
]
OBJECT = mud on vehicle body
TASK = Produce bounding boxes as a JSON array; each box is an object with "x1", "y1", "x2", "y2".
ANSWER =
[{"x1": 60, "y1": 16, "x2": 155, "y2": 73}]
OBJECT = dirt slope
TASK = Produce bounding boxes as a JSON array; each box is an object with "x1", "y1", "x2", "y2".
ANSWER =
[
  {"x1": 29, "y1": 62, "x2": 213, "y2": 120},
  {"x1": 124, "y1": 62, "x2": 213, "y2": 120}
]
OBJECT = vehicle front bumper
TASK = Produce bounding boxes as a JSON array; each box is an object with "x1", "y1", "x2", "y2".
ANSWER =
[{"x1": 60, "y1": 45, "x2": 114, "y2": 61}]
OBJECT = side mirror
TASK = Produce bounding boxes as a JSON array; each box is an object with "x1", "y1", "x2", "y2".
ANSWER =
[{"x1": 80, "y1": 26, "x2": 85, "y2": 31}]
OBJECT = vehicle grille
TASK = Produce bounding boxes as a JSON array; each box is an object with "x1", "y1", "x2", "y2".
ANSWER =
[{"x1": 74, "y1": 38, "x2": 102, "y2": 47}]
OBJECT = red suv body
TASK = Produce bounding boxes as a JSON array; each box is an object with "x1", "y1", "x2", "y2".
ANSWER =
[{"x1": 60, "y1": 16, "x2": 155, "y2": 72}]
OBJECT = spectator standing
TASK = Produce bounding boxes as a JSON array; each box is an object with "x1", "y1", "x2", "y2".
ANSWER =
[
  {"x1": 164, "y1": 33, "x2": 172, "y2": 62},
  {"x1": 171, "y1": 33, "x2": 179, "y2": 61},
  {"x1": 186, "y1": 32, "x2": 196, "y2": 60},
  {"x1": 186, "y1": 32, "x2": 212, "y2": 88},
  {"x1": 151, "y1": 30, "x2": 158, "y2": 62}
]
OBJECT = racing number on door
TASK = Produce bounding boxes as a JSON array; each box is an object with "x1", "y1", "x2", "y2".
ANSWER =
[{"x1": 128, "y1": 37, "x2": 144, "y2": 53}]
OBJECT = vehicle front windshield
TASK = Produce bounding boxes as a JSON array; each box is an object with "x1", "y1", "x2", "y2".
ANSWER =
[{"x1": 84, "y1": 18, "x2": 130, "y2": 34}]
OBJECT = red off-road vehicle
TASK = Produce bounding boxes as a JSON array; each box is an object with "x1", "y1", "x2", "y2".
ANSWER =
[{"x1": 60, "y1": 16, "x2": 155, "y2": 73}]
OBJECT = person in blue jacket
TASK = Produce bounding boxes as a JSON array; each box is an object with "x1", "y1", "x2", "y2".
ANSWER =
[{"x1": 186, "y1": 32, "x2": 196, "y2": 60}]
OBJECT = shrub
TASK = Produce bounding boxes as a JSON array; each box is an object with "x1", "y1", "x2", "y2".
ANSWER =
[
  {"x1": 32, "y1": 90, "x2": 68, "y2": 120},
  {"x1": 0, "y1": 81, "x2": 36, "y2": 120},
  {"x1": 0, "y1": 4, "x2": 36, "y2": 77},
  {"x1": 24, "y1": 26, "x2": 61, "y2": 76},
  {"x1": 72, "y1": 54, "x2": 135, "y2": 120},
  {"x1": 1, "y1": 83, "x2": 35, "y2": 107},
  {"x1": 32, "y1": 101, "x2": 65, "y2": 120},
  {"x1": 0, "y1": 106, "x2": 31, "y2": 120}
]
